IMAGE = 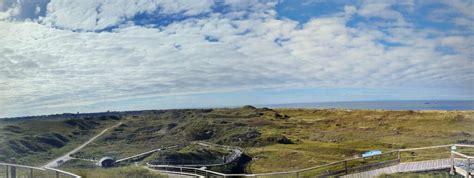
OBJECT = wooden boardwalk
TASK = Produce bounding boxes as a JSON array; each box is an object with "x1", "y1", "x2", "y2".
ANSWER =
[
  {"x1": 115, "y1": 148, "x2": 162, "y2": 163},
  {"x1": 147, "y1": 144, "x2": 472, "y2": 178},
  {"x1": 342, "y1": 159, "x2": 451, "y2": 178},
  {"x1": 116, "y1": 145, "x2": 180, "y2": 164}
]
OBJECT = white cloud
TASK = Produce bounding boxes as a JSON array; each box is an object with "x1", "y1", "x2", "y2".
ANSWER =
[
  {"x1": 0, "y1": 0, "x2": 472, "y2": 117},
  {"x1": 39, "y1": 0, "x2": 216, "y2": 31}
]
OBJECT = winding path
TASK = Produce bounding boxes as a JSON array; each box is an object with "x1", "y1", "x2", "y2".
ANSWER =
[
  {"x1": 115, "y1": 145, "x2": 180, "y2": 164},
  {"x1": 43, "y1": 122, "x2": 122, "y2": 168},
  {"x1": 147, "y1": 141, "x2": 243, "y2": 167}
]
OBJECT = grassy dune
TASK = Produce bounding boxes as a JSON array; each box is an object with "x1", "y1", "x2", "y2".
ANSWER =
[
  {"x1": 248, "y1": 109, "x2": 473, "y2": 172},
  {"x1": 1, "y1": 107, "x2": 472, "y2": 175},
  {"x1": 0, "y1": 114, "x2": 122, "y2": 165}
]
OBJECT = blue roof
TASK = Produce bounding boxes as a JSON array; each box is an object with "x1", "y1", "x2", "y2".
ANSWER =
[{"x1": 362, "y1": 150, "x2": 382, "y2": 157}]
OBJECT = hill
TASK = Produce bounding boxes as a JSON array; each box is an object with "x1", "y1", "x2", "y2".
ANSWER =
[{"x1": 0, "y1": 107, "x2": 472, "y2": 174}]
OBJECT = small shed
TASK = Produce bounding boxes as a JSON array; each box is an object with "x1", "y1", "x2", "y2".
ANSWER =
[
  {"x1": 362, "y1": 150, "x2": 382, "y2": 158},
  {"x1": 98, "y1": 157, "x2": 115, "y2": 167}
]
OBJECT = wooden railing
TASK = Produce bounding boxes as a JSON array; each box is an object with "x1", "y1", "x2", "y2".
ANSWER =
[
  {"x1": 147, "y1": 144, "x2": 474, "y2": 178},
  {"x1": 0, "y1": 162, "x2": 81, "y2": 178},
  {"x1": 451, "y1": 147, "x2": 474, "y2": 177},
  {"x1": 148, "y1": 142, "x2": 243, "y2": 167}
]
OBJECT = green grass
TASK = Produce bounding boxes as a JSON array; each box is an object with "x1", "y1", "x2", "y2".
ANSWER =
[
  {"x1": 0, "y1": 115, "x2": 122, "y2": 165},
  {"x1": 58, "y1": 156, "x2": 168, "y2": 177},
  {"x1": 64, "y1": 166, "x2": 168, "y2": 178},
  {"x1": 246, "y1": 109, "x2": 474, "y2": 172},
  {"x1": 1, "y1": 107, "x2": 472, "y2": 176},
  {"x1": 146, "y1": 143, "x2": 232, "y2": 165}
]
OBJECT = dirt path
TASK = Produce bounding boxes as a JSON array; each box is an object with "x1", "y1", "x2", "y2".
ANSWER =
[{"x1": 43, "y1": 122, "x2": 122, "y2": 168}]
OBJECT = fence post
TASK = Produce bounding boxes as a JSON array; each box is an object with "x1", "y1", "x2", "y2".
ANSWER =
[
  {"x1": 56, "y1": 171, "x2": 60, "y2": 178},
  {"x1": 10, "y1": 158, "x2": 16, "y2": 178},
  {"x1": 467, "y1": 158, "x2": 471, "y2": 174},
  {"x1": 5, "y1": 165, "x2": 8, "y2": 178},
  {"x1": 30, "y1": 168, "x2": 33, "y2": 178},
  {"x1": 449, "y1": 151, "x2": 455, "y2": 175},
  {"x1": 344, "y1": 160, "x2": 348, "y2": 174}
]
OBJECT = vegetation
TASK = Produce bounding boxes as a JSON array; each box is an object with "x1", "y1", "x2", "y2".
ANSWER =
[
  {"x1": 0, "y1": 114, "x2": 122, "y2": 165},
  {"x1": 0, "y1": 107, "x2": 472, "y2": 175},
  {"x1": 152, "y1": 143, "x2": 230, "y2": 163},
  {"x1": 244, "y1": 109, "x2": 473, "y2": 172},
  {"x1": 63, "y1": 165, "x2": 167, "y2": 178}
]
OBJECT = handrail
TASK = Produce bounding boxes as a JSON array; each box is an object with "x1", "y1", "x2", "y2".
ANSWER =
[
  {"x1": 0, "y1": 162, "x2": 81, "y2": 178},
  {"x1": 455, "y1": 144, "x2": 474, "y2": 148},
  {"x1": 147, "y1": 143, "x2": 474, "y2": 177},
  {"x1": 0, "y1": 162, "x2": 46, "y2": 171},
  {"x1": 149, "y1": 142, "x2": 243, "y2": 167},
  {"x1": 45, "y1": 167, "x2": 82, "y2": 178},
  {"x1": 116, "y1": 145, "x2": 182, "y2": 163},
  {"x1": 147, "y1": 163, "x2": 227, "y2": 176},
  {"x1": 156, "y1": 169, "x2": 203, "y2": 177},
  {"x1": 452, "y1": 151, "x2": 474, "y2": 159},
  {"x1": 399, "y1": 144, "x2": 452, "y2": 152}
]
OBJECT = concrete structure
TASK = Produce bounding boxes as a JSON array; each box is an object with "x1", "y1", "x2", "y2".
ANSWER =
[{"x1": 98, "y1": 157, "x2": 115, "y2": 167}]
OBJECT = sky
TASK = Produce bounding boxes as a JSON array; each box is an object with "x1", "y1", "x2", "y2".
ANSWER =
[{"x1": 0, "y1": 0, "x2": 473, "y2": 117}]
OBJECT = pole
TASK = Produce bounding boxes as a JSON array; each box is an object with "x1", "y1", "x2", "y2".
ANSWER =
[
  {"x1": 344, "y1": 160, "x2": 348, "y2": 174},
  {"x1": 5, "y1": 165, "x2": 9, "y2": 178},
  {"x1": 30, "y1": 168, "x2": 33, "y2": 178},
  {"x1": 450, "y1": 151, "x2": 455, "y2": 175},
  {"x1": 10, "y1": 158, "x2": 16, "y2": 178},
  {"x1": 467, "y1": 158, "x2": 471, "y2": 174}
]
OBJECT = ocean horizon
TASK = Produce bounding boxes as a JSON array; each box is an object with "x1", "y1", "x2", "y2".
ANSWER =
[{"x1": 260, "y1": 100, "x2": 474, "y2": 111}]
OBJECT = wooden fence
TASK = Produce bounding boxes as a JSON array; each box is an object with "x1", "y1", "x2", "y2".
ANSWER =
[
  {"x1": 147, "y1": 144, "x2": 474, "y2": 178},
  {"x1": 0, "y1": 162, "x2": 81, "y2": 178}
]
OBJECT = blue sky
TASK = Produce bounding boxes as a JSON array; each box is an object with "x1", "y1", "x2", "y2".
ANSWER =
[{"x1": 0, "y1": 0, "x2": 473, "y2": 117}]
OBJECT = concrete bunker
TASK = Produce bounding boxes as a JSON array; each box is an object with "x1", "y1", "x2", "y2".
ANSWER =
[{"x1": 98, "y1": 157, "x2": 115, "y2": 167}]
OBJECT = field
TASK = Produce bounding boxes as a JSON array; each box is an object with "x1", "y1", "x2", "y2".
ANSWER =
[
  {"x1": 62, "y1": 164, "x2": 167, "y2": 178},
  {"x1": 247, "y1": 109, "x2": 473, "y2": 172},
  {"x1": 0, "y1": 114, "x2": 121, "y2": 165},
  {"x1": 0, "y1": 107, "x2": 473, "y2": 175}
]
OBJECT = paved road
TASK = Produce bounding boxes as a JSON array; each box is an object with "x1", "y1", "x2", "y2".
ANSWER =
[{"x1": 43, "y1": 122, "x2": 122, "y2": 168}]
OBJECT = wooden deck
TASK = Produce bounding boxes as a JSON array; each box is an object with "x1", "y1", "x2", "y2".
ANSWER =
[
  {"x1": 453, "y1": 160, "x2": 473, "y2": 177},
  {"x1": 342, "y1": 159, "x2": 451, "y2": 178}
]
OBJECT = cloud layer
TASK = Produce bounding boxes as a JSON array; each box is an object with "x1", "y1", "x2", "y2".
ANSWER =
[{"x1": 0, "y1": 0, "x2": 473, "y2": 117}]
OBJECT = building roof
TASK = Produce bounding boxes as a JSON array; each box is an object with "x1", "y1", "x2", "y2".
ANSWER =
[{"x1": 99, "y1": 157, "x2": 115, "y2": 163}]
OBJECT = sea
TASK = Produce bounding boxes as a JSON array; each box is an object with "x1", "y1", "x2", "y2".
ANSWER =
[{"x1": 261, "y1": 100, "x2": 474, "y2": 111}]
